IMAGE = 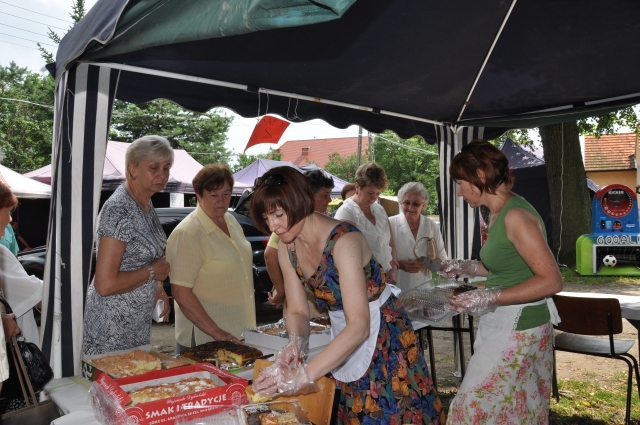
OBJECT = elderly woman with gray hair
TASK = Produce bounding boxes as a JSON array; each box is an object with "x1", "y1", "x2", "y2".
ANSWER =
[
  {"x1": 389, "y1": 182, "x2": 447, "y2": 292},
  {"x1": 82, "y1": 136, "x2": 173, "y2": 355}
]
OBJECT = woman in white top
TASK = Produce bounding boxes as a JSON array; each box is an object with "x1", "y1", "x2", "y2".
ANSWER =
[
  {"x1": 390, "y1": 182, "x2": 447, "y2": 292},
  {"x1": 334, "y1": 163, "x2": 398, "y2": 283}
]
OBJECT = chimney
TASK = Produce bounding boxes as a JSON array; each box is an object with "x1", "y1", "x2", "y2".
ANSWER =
[{"x1": 302, "y1": 146, "x2": 311, "y2": 157}]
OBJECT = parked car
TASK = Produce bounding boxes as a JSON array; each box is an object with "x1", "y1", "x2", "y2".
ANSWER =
[{"x1": 18, "y1": 191, "x2": 273, "y2": 313}]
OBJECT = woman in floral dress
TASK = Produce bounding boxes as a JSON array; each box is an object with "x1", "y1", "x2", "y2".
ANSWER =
[{"x1": 251, "y1": 167, "x2": 445, "y2": 425}]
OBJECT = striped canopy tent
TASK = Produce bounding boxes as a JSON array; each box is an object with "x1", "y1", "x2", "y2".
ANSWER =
[{"x1": 45, "y1": 0, "x2": 640, "y2": 377}]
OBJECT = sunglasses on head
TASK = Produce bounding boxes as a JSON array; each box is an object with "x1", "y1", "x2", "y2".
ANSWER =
[{"x1": 254, "y1": 173, "x2": 286, "y2": 190}]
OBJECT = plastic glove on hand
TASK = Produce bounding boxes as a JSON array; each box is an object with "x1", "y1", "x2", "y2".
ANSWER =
[
  {"x1": 438, "y1": 259, "x2": 478, "y2": 279},
  {"x1": 418, "y1": 256, "x2": 443, "y2": 273},
  {"x1": 252, "y1": 362, "x2": 319, "y2": 397},
  {"x1": 447, "y1": 287, "x2": 502, "y2": 316},
  {"x1": 275, "y1": 333, "x2": 309, "y2": 367}
]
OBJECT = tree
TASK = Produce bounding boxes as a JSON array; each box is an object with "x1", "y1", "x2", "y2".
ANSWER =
[
  {"x1": 324, "y1": 152, "x2": 359, "y2": 183},
  {"x1": 232, "y1": 148, "x2": 282, "y2": 172},
  {"x1": 38, "y1": 0, "x2": 87, "y2": 64},
  {"x1": 0, "y1": 62, "x2": 55, "y2": 173},
  {"x1": 372, "y1": 132, "x2": 440, "y2": 215},
  {"x1": 109, "y1": 100, "x2": 233, "y2": 165},
  {"x1": 539, "y1": 122, "x2": 591, "y2": 266}
]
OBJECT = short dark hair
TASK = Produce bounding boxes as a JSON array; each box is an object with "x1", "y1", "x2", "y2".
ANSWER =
[
  {"x1": 192, "y1": 164, "x2": 234, "y2": 196},
  {"x1": 341, "y1": 183, "x2": 356, "y2": 201},
  {"x1": 250, "y1": 167, "x2": 314, "y2": 234},
  {"x1": 0, "y1": 184, "x2": 18, "y2": 210},
  {"x1": 304, "y1": 169, "x2": 334, "y2": 194},
  {"x1": 449, "y1": 139, "x2": 513, "y2": 194}
]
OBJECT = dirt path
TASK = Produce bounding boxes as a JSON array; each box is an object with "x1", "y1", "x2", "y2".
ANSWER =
[{"x1": 150, "y1": 282, "x2": 639, "y2": 391}]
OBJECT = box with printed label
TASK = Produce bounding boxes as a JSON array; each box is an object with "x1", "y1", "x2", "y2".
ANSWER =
[{"x1": 92, "y1": 363, "x2": 247, "y2": 425}]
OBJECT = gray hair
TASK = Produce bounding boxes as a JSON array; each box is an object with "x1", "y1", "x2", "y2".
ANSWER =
[
  {"x1": 397, "y1": 182, "x2": 429, "y2": 205},
  {"x1": 125, "y1": 135, "x2": 174, "y2": 181}
]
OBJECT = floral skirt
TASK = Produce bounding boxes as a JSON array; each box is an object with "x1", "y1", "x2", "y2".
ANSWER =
[
  {"x1": 447, "y1": 311, "x2": 554, "y2": 425},
  {"x1": 335, "y1": 299, "x2": 446, "y2": 425}
]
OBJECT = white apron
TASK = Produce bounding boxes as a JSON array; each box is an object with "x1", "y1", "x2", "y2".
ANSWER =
[
  {"x1": 447, "y1": 297, "x2": 560, "y2": 424},
  {"x1": 328, "y1": 284, "x2": 401, "y2": 382}
]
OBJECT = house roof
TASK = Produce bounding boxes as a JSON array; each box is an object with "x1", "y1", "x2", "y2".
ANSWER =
[
  {"x1": 277, "y1": 137, "x2": 368, "y2": 167},
  {"x1": 584, "y1": 133, "x2": 637, "y2": 171}
]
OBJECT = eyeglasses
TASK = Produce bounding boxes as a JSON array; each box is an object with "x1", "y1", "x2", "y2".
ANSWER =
[
  {"x1": 254, "y1": 173, "x2": 286, "y2": 190},
  {"x1": 401, "y1": 201, "x2": 424, "y2": 209}
]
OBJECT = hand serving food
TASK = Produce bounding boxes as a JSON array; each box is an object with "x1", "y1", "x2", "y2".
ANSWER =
[
  {"x1": 447, "y1": 287, "x2": 502, "y2": 316},
  {"x1": 252, "y1": 361, "x2": 319, "y2": 397}
]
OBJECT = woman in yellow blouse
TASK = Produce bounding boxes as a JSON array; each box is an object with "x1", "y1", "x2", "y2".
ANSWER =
[{"x1": 166, "y1": 164, "x2": 256, "y2": 353}]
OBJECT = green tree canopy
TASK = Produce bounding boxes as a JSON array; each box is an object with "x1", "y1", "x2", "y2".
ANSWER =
[
  {"x1": 232, "y1": 148, "x2": 282, "y2": 172},
  {"x1": 0, "y1": 62, "x2": 55, "y2": 173},
  {"x1": 324, "y1": 152, "x2": 359, "y2": 183},
  {"x1": 109, "y1": 100, "x2": 233, "y2": 165}
]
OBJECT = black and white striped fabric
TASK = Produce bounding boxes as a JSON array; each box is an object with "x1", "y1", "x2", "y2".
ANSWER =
[
  {"x1": 40, "y1": 64, "x2": 119, "y2": 378},
  {"x1": 436, "y1": 125, "x2": 485, "y2": 261}
]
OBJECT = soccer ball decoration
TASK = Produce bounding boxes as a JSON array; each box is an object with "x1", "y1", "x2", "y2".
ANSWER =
[{"x1": 603, "y1": 255, "x2": 617, "y2": 267}]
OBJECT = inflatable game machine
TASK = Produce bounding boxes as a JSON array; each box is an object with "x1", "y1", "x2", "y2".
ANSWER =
[{"x1": 576, "y1": 184, "x2": 640, "y2": 275}]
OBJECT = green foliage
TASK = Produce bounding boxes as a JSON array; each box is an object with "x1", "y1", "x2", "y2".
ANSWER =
[
  {"x1": 372, "y1": 131, "x2": 440, "y2": 215},
  {"x1": 232, "y1": 147, "x2": 282, "y2": 172},
  {"x1": 0, "y1": 62, "x2": 55, "y2": 173},
  {"x1": 109, "y1": 100, "x2": 233, "y2": 165},
  {"x1": 39, "y1": 0, "x2": 86, "y2": 64},
  {"x1": 324, "y1": 152, "x2": 359, "y2": 183},
  {"x1": 578, "y1": 106, "x2": 640, "y2": 137},
  {"x1": 493, "y1": 129, "x2": 536, "y2": 148}
]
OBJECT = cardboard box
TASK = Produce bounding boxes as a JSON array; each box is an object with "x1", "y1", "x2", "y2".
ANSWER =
[
  {"x1": 82, "y1": 346, "x2": 190, "y2": 381},
  {"x1": 93, "y1": 363, "x2": 248, "y2": 425},
  {"x1": 243, "y1": 330, "x2": 331, "y2": 358}
]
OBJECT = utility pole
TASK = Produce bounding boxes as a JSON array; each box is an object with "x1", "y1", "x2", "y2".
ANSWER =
[{"x1": 356, "y1": 126, "x2": 362, "y2": 167}]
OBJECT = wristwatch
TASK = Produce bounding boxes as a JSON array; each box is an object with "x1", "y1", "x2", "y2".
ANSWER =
[{"x1": 147, "y1": 265, "x2": 155, "y2": 281}]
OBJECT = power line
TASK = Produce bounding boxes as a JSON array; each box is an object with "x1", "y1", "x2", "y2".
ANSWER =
[
  {"x1": 0, "y1": 31, "x2": 56, "y2": 46},
  {"x1": 0, "y1": 39, "x2": 40, "y2": 50},
  {"x1": 374, "y1": 134, "x2": 437, "y2": 155},
  {"x1": 2, "y1": 12, "x2": 67, "y2": 31},
  {"x1": 0, "y1": 22, "x2": 47, "y2": 36},
  {"x1": 0, "y1": 97, "x2": 53, "y2": 108},
  {"x1": 0, "y1": 1, "x2": 73, "y2": 23}
]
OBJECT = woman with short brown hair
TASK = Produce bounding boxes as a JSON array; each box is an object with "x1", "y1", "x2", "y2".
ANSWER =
[
  {"x1": 444, "y1": 140, "x2": 562, "y2": 424},
  {"x1": 166, "y1": 164, "x2": 255, "y2": 353}
]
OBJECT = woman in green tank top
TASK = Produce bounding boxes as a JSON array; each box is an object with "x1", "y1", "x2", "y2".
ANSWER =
[{"x1": 443, "y1": 140, "x2": 563, "y2": 425}]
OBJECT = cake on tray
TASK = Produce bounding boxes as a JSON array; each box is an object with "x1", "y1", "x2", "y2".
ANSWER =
[
  {"x1": 180, "y1": 341, "x2": 264, "y2": 366},
  {"x1": 90, "y1": 350, "x2": 162, "y2": 378},
  {"x1": 127, "y1": 377, "x2": 217, "y2": 405}
]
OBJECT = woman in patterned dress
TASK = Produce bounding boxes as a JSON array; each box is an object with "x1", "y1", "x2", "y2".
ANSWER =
[
  {"x1": 251, "y1": 167, "x2": 445, "y2": 425},
  {"x1": 82, "y1": 136, "x2": 172, "y2": 355},
  {"x1": 443, "y1": 140, "x2": 563, "y2": 424}
]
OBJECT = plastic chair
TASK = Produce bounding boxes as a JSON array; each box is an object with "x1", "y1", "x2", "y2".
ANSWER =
[{"x1": 552, "y1": 294, "x2": 640, "y2": 425}]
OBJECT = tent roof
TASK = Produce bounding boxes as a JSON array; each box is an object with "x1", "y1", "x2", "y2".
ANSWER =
[
  {"x1": 24, "y1": 141, "x2": 203, "y2": 193},
  {"x1": 501, "y1": 139, "x2": 545, "y2": 169},
  {"x1": 0, "y1": 164, "x2": 51, "y2": 199},
  {"x1": 232, "y1": 158, "x2": 347, "y2": 196},
  {"x1": 51, "y1": 0, "x2": 640, "y2": 143}
]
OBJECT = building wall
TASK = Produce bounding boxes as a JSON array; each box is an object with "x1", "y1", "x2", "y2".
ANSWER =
[{"x1": 586, "y1": 170, "x2": 639, "y2": 203}]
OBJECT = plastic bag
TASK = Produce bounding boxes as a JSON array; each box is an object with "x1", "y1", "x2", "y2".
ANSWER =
[{"x1": 16, "y1": 336, "x2": 54, "y2": 392}]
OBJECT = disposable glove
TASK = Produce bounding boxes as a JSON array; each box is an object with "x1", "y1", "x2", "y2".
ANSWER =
[
  {"x1": 418, "y1": 256, "x2": 443, "y2": 273},
  {"x1": 275, "y1": 333, "x2": 309, "y2": 366},
  {"x1": 252, "y1": 362, "x2": 320, "y2": 397},
  {"x1": 447, "y1": 287, "x2": 502, "y2": 316},
  {"x1": 439, "y1": 259, "x2": 478, "y2": 279}
]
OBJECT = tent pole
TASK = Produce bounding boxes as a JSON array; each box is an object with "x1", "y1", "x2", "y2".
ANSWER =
[
  {"x1": 456, "y1": 0, "x2": 518, "y2": 122},
  {"x1": 79, "y1": 61, "x2": 444, "y2": 126}
]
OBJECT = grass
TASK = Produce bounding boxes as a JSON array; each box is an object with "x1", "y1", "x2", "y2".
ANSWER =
[
  {"x1": 560, "y1": 267, "x2": 640, "y2": 285},
  {"x1": 438, "y1": 373, "x2": 640, "y2": 425},
  {"x1": 550, "y1": 372, "x2": 640, "y2": 424}
]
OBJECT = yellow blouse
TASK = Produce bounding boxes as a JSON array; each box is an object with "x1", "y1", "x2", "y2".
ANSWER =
[{"x1": 166, "y1": 206, "x2": 256, "y2": 346}]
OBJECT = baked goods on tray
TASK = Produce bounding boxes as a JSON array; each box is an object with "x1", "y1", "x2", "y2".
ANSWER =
[
  {"x1": 246, "y1": 385, "x2": 273, "y2": 403},
  {"x1": 180, "y1": 341, "x2": 264, "y2": 366},
  {"x1": 91, "y1": 350, "x2": 162, "y2": 378},
  {"x1": 243, "y1": 404, "x2": 299, "y2": 425},
  {"x1": 127, "y1": 377, "x2": 217, "y2": 405},
  {"x1": 309, "y1": 316, "x2": 330, "y2": 327}
]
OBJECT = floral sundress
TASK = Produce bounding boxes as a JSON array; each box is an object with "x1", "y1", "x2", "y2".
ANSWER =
[{"x1": 287, "y1": 222, "x2": 445, "y2": 425}]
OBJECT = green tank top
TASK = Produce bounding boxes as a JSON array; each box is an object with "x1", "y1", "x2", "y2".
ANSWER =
[{"x1": 480, "y1": 196, "x2": 550, "y2": 330}]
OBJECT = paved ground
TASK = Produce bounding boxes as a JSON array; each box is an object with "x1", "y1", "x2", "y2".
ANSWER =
[{"x1": 150, "y1": 281, "x2": 639, "y2": 391}]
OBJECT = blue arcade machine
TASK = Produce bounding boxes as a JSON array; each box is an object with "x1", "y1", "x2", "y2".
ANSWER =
[{"x1": 576, "y1": 184, "x2": 640, "y2": 275}]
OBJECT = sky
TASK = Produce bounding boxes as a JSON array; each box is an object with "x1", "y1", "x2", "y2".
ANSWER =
[{"x1": 0, "y1": 0, "x2": 362, "y2": 160}]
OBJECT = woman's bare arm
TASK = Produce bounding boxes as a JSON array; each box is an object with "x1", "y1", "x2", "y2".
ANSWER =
[{"x1": 94, "y1": 236, "x2": 169, "y2": 296}]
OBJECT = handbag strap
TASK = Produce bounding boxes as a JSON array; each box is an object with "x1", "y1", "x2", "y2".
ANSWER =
[
  {"x1": 8, "y1": 336, "x2": 38, "y2": 407},
  {"x1": 0, "y1": 296, "x2": 13, "y2": 315}
]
